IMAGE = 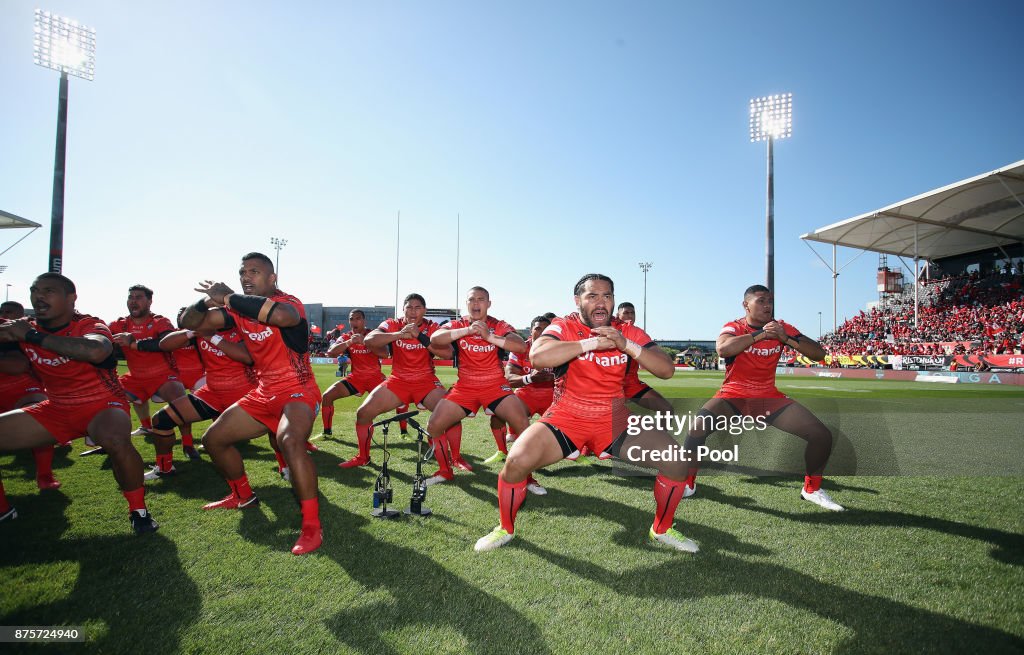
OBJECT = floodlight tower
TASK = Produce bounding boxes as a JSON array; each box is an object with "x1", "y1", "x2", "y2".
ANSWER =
[
  {"x1": 749, "y1": 93, "x2": 792, "y2": 294},
  {"x1": 34, "y1": 9, "x2": 96, "y2": 274},
  {"x1": 271, "y1": 237, "x2": 288, "y2": 273},
  {"x1": 638, "y1": 261, "x2": 653, "y2": 332}
]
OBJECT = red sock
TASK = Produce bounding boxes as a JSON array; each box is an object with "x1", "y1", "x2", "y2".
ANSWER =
[
  {"x1": 356, "y1": 424, "x2": 373, "y2": 460},
  {"x1": 229, "y1": 475, "x2": 254, "y2": 500},
  {"x1": 652, "y1": 475, "x2": 687, "y2": 535},
  {"x1": 491, "y1": 426, "x2": 508, "y2": 453},
  {"x1": 432, "y1": 436, "x2": 453, "y2": 475},
  {"x1": 684, "y1": 472, "x2": 698, "y2": 488},
  {"x1": 273, "y1": 450, "x2": 287, "y2": 471},
  {"x1": 0, "y1": 479, "x2": 10, "y2": 513},
  {"x1": 180, "y1": 429, "x2": 194, "y2": 448},
  {"x1": 32, "y1": 446, "x2": 55, "y2": 479},
  {"x1": 122, "y1": 486, "x2": 146, "y2": 512},
  {"x1": 804, "y1": 475, "x2": 823, "y2": 493},
  {"x1": 156, "y1": 453, "x2": 174, "y2": 472},
  {"x1": 498, "y1": 476, "x2": 528, "y2": 534},
  {"x1": 397, "y1": 404, "x2": 409, "y2": 431},
  {"x1": 140, "y1": 417, "x2": 153, "y2": 429},
  {"x1": 300, "y1": 497, "x2": 320, "y2": 528},
  {"x1": 445, "y1": 424, "x2": 463, "y2": 459},
  {"x1": 321, "y1": 403, "x2": 334, "y2": 430}
]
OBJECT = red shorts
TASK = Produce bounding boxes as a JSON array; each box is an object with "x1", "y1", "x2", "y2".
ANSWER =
[
  {"x1": 179, "y1": 369, "x2": 206, "y2": 391},
  {"x1": 624, "y1": 378, "x2": 652, "y2": 400},
  {"x1": 379, "y1": 376, "x2": 444, "y2": 408},
  {"x1": 541, "y1": 401, "x2": 629, "y2": 457},
  {"x1": 515, "y1": 388, "x2": 553, "y2": 417},
  {"x1": 445, "y1": 381, "x2": 514, "y2": 416},
  {"x1": 21, "y1": 397, "x2": 130, "y2": 444},
  {"x1": 342, "y1": 372, "x2": 386, "y2": 396},
  {"x1": 195, "y1": 384, "x2": 253, "y2": 414},
  {"x1": 236, "y1": 385, "x2": 322, "y2": 434},
  {"x1": 713, "y1": 395, "x2": 794, "y2": 421},
  {"x1": 0, "y1": 380, "x2": 45, "y2": 413},
  {"x1": 120, "y1": 372, "x2": 181, "y2": 403}
]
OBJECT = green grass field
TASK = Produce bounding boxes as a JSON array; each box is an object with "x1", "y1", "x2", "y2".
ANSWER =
[{"x1": 2, "y1": 367, "x2": 1023, "y2": 654}]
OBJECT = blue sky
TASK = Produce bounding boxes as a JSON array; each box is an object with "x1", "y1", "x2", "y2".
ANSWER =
[{"x1": 1, "y1": 1, "x2": 1021, "y2": 339}]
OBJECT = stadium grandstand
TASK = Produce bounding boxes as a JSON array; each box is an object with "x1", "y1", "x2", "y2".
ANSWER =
[{"x1": 799, "y1": 160, "x2": 1024, "y2": 372}]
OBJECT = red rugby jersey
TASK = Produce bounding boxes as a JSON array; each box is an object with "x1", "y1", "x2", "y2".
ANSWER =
[
  {"x1": 225, "y1": 291, "x2": 315, "y2": 391},
  {"x1": 109, "y1": 314, "x2": 177, "y2": 378},
  {"x1": 0, "y1": 370, "x2": 43, "y2": 396},
  {"x1": 376, "y1": 318, "x2": 440, "y2": 382},
  {"x1": 540, "y1": 312, "x2": 652, "y2": 419},
  {"x1": 507, "y1": 338, "x2": 555, "y2": 389},
  {"x1": 336, "y1": 330, "x2": 382, "y2": 382},
  {"x1": 445, "y1": 316, "x2": 517, "y2": 387},
  {"x1": 173, "y1": 341, "x2": 205, "y2": 379},
  {"x1": 717, "y1": 318, "x2": 801, "y2": 398},
  {"x1": 19, "y1": 313, "x2": 124, "y2": 403},
  {"x1": 196, "y1": 329, "x2": 258, "y2": 394}
]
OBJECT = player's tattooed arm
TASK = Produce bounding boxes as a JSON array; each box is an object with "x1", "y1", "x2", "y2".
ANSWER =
[{"x1": 181, "y1": 294, "x2": 227, "y2": 331}]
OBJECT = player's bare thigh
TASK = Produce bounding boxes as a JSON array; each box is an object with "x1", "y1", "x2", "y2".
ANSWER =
[
  {"x1": 355, "y1": 383, "x2": 403, "y2": 423},
  {"x1": 492, "y1": 394, "x2": 530, "y2": 434},
  {"x1": 203, "y1": 403, "x2": 274, "y2": 447},
  {"x1": 426, "y1": 397, "x2": 468, "y2": 436},
  {"x1": 502, "y1": 422, "x2": 565, "y2": 482},
  {"x1": 322, "y1": 380, "x2": 353, "y2": 403},
  {"x1": 0, "y1": 410, "x2": 58, "y2": 451},
  {"x1": 276, "y1": 401, "x2": 316, "y2": 453}
]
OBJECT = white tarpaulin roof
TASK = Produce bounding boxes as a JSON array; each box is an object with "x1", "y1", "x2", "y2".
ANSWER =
[
  {"x1": 801, "y1": 160, "x2": 1024, "y2": 260},
  {"x1": 0, "y1": 209, "x2": 42, "y2": 229}
]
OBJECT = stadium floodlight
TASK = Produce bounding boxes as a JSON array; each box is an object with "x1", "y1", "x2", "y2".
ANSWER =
[
  {"x1": 34, "y1": 9, "x2": 96, "y2": 274},
  {"x1": 34, "y1": 9, "x2": 96, "y2": 81},
  {"x1": 271, "y1": 237, "x2": 288, "y2": 274},
  {"x1": 638, "y1": 262, "x2": 653, "y2": 333},
  {"x1": 749, "y1": 93, "x2": 793, "y2": 295}
]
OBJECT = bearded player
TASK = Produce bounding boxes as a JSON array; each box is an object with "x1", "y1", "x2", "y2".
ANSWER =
[
  {"x1": 108, "y1": 285, "x2": 188, "y2": 440},
  {"x1": 681, "y1": 285, "x2": 842, "y2": 511},
  {"x1": 475, "y1": 274, "x2": 696, "y2": 553}
]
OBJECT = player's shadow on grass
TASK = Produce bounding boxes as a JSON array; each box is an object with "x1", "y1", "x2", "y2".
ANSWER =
[
  {"x1": 512, "y1": 490, "x2": 1024, "y2": 653},
  {"x1": 740, "y1": 475, "x2": 881, "y2": 494},
  {"x1": 0, "y1": 494, "x2": 201, "y2": 655},
  {"x1": 237, "y1": 491, "x2": 552, "y2": 655},
  {"x1": 702, "y1": 490, "x2": 1024, "y2": 567},
  {"x1": 3, "y1": 445, "x2": 75, "y2": 482}
]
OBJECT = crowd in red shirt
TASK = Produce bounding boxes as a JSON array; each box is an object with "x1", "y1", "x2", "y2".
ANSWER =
[{"x1": 820, "y1": 270, "x2": 1024, "y2": 357}]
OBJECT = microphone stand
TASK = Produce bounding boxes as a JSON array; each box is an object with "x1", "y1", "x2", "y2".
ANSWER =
[
  {"x1": 404, "y1": 417, "x2": 432, "y2": 517},
  {"x1": 371, "y1": 420, "x2": 400, "y2": 519}
]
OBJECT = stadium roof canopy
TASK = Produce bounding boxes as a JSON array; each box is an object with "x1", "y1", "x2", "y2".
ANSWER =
[
  {"x1": 0, "y1": 209, "x2": 42, "y2": 229},
  {"x1": 801, "y1": 160, "x2": 1024, "y2": 260}
]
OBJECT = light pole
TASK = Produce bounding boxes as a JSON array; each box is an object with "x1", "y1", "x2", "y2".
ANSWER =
[
  {"x1": 270, "y1": 237, "x2": 287, "y2": 274},
  {"x1": 638, "y1": 262, "x2": 652, "y2": 333},
  {"x1": 34, "y1": 9, "x2": 96, "y2": 274},
  {"x1": 818, "y1": 311, "x2": 822, "y2": 339},
  {"x1": 749, "y1": 93, "x2": 792, "y2": 294},
  {"x1": 5, "y1": 285, "x2": 11, "y2": 303}
]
